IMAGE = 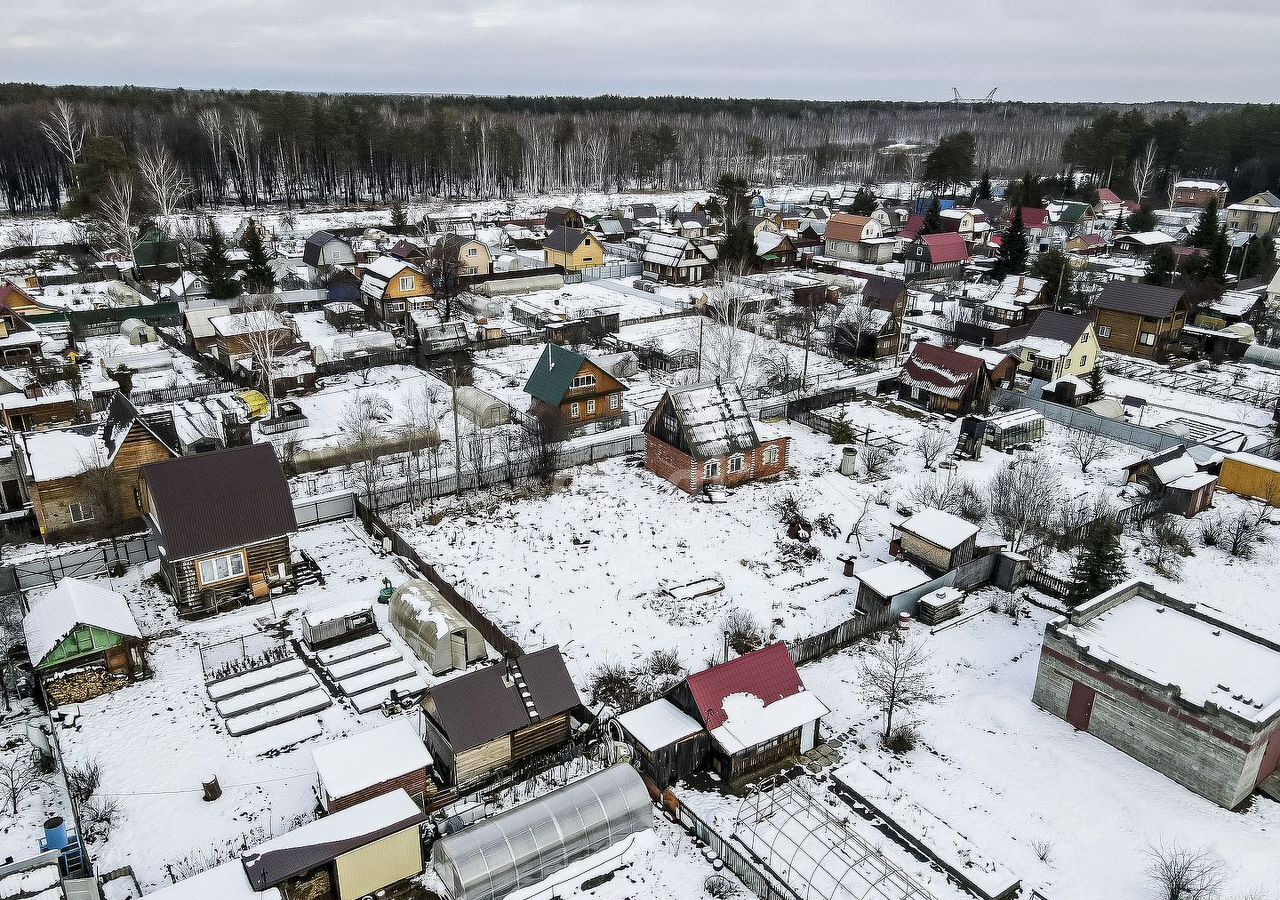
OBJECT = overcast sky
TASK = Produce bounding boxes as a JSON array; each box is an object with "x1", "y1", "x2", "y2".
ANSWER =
[{"x1": 3, "y1": 1, "x2": 1276, "y2": 103}]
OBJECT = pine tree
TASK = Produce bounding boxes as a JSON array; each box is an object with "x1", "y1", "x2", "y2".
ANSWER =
[
  {"x1": 995, "y1": 206, "x2": 1030, "y2": 278},
  {"x1": 1113, "y1": 210, "x2": 1127, "y2": 232},
  {"x1": 1066, "y1": 519, "x2": 1127, "y2": 607},
  {"x1": 850, "y1": 188, "x2": 877, "y2": 216},
  {"x1": 241, "y1": 219, "x2": 275, "y2": 295},
  {"x1": 1204, "y1": 225, "x2": 1230, "y2": 282},
  {"x1": 1143, "y1": 244, "x2": 1176, "y2": 286},
  {"x1": 1087, "y1": 362, "x2": 1105, "y2": 396},
  {"x1": 920, "y1": 197, "x2": 943, "y2": 235},
  {"x1": 390, "y1": 199, "x2": 408, "y2": 231},
  {"x1": 1127, "y1": 204, "x2": 1156, "y2": 233},
  {"x1": 719, "y1": 218, "x2": 757, "y2": 273},
  {"x1": 975, "y1": 169, "x2": 992, "y2": 202},
  {"x1": 199, "y1": 218, "x2": 241, "y2": 300},
  {"x1": 1189, "y1": 198, "x2": 1219, "y2": 249}
]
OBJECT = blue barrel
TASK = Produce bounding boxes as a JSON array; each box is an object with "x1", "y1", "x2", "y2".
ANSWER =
[{"x1": 43, "y1": 817, "x2": 68, "y2": 851}]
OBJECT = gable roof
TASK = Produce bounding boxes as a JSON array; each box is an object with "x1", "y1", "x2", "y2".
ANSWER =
[
  {"x1": 1097, "y1": 188, "x2": 1124, "y2": 205},
  {"x1": 919, "y1": 232, "x2": 971, "y2": 264},
  {"x1": 525, "y1": 343, "x2": 596, "y2": 405},
  {"x1": 1027, "y1": 310, "x2": 1091, "y2": 346},
  {"x1": 685, "y1": 642, "x2": 806, "y2": 731},
  {"x1": 898, "y1": 507, "x2": 980, "y2": 550},
  {"x1": 17, "y1": 392, "x2": 178, "y2": 482},
  {"x1": 362, "y1": 255, "x2": 418, "y2": 282},
  {"x1": 1094, "y1": 281, "x2": 1186, "y2": 319},
  {"x1": 543, "y1": 226, "x2": 596, "y2": 255},
  {"x1": 861, "y1": 274, "x2": 906, "y2": 305},
  {"x1": 142, "y1": 443, "x2": 297, "y2": 560},
  {"x1": 899, "y1": 214, "x2": 926, "y2": 240},
  {"x1": 1018, "y1": 207, "x2": 1050, "y2": 230},
  {"x1": 825, "y1": 214, "x2": 874, "y2": 243},
  {"x1": 302, "y1": 230, "x2": 350, "y2": 268},
  {"x1": 25, "y1": 577, "x2": 141, "y2": 667},
  {"x1": 312, "y1": 720, "x2": 432, "y2": 800},
  {"x1": 544, "y1": 207, "x2": 582, "y2": 229},
  {"x1": 424, "y1": 647, "x2": 580, "y2": 752},
  {"x1": 649, "y1": 381, "x2": 762, "y2": 459},
  {"x1": 901, "y1": 342, "x2": 985, "y2": 399}
]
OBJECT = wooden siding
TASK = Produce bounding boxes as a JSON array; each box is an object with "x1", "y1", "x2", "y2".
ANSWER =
[
  {"x1": 168, "y1": 535, "x2": 292, "y2": 613},
  {"x1": 546, "y1": 235, "x2": 605, "y2": 271},
  {"x1": 898, "y1": 531, "x2": 976, "y2": 574},
  {"x1": 510, "y1": 712, "x2": 570, "y2": 761},
  {"x1": 325, "y1": 768, "x2": 437, "y2": 813},
  {"x1": 1095, "y1": 309, "x2": 1185, "y2": 361},
  {"x1": 453, "y1": 734, "x2": 513, "y2": 785},
  {"x1": 334, "y1": 826, "x2": 423, "y2": 900},
  {"x1": 1218, "y1": 458, "x2": 1280, "y2": 504}
]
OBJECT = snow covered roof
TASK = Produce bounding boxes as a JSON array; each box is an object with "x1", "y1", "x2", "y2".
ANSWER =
[
  {"x1": 145, "y1": 859, "x2": 280, "y2": 900},
  {"x1": 643, "y1": 232, "x2": 713, "y2": 268},
  {"x1": 1225, "y1": 451, "x2": 1280, "y2": 476},
  {"x1": 901, "y1": 343, "x2": 984, "y2": 399},
  {"x1": 312, "y1": 720, "x2": 432, "y2": 800},
  {"x1": 242, "y1": 789, "x2": 427, "y2": 890},
  {"x1": 955, "y1": 344, "x2": 1013, "y2": 370},
  {"x1": 184, "y1": 305, "x2": 235, "y2": 340},
  {"x1": 1054, "y1": 581, "x2": 1280, "y2": 725},
  {"x1": 1174, "y1": 179, "x2": 1228, "y2": 191},
  {"x1": 711, "y1": 690, "x2": 830, "y2": 755},
  {"x1": 1206, "y1": 290, "x2": 1261, "y2": 319},
  {"x1": 210, "y1": 310, "x2": 287, "y2": 338},
  {"x1": 1113, "y1": 231, "x2": 1176, "y2": 247},
  {"x1": 857, "y1": 559, "x2": 932, "y2": 599},
  {"x1": 24, "y1": 577, "x2": 141, "y2": 668},
  {"x1": 362, "y1": 255, "x2": 417, "y2": 281},
  {"x1": 1042, "y1": 374, "x2": 1092, "y2": 397},
  {"x1": 898, "y1": 507, "x2": 980, "y2": 550},
  {"x1": 616, "y1": 699, "x2": 704, "y2": 752},
  {"x1": 653, "y1": 380, "x2": 762, "y2": 459}
]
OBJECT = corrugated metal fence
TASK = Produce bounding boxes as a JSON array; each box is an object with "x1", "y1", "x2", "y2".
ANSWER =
[{"x1": 992, "y1": 388, "x2": 1184, "y2": 451}]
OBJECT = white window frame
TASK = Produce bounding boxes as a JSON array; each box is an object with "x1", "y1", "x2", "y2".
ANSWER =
[
  {"x1": 197, "y1": 551, "x2": 247, "y2": 587},
  {"x1": 1097, "y1": 325, "x2": 1112, "y2": 338},
  {"x1": 69, "y1": 502, "x2": 94, "y2": 523},
  {"x1": 586, "y1": 399, "x2": 596, "y2": 415},
  {"x1": 1139, "y1": 331, "x2": 1156, "y2": 346},
  {"x1": 570, "y1": 402, "x2": 580, "y2": 419},
  {"x1": 387, "y1": 301, "x2": 406, "y2": 312},
  {"x1": 762, "y1": 445, "x2": 780, "y2": 466},
  {"x1": 570, "y1": 374, "x2": 597, "y2": 390},
  {"x1": 609, "y1": 394, "x2": 620, "y2": 410},
  {"x1": 728, "y1": 455, "x2": 744, "y2": 474},
  {"x1": 703, "y1": 459, "x2": 720, "y2": 479},
  {"x1": 398, "y1": 275, "x2": 415, "y2": 292}
]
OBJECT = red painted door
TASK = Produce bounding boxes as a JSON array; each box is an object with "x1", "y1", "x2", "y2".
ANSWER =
[
  {"x1": 1066, "y1": 681, "x2": 1095, "y2": 731},
  {"x1": 1256, "y1": 731, "x2": 1280, "y2": 787}
]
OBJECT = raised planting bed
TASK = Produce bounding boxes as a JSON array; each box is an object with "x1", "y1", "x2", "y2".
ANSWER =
[{"x1": 224, "y1": 687, "x2": 332, "y2": 737}]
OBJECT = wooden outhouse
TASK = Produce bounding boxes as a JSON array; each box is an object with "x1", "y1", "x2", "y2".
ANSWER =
[{"x1": 312, "y1": 720, "x2": 437, "y2": 812}]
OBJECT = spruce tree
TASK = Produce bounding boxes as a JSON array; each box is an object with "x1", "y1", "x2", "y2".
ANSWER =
[
  {"x1": 995, "y1": 206, "x2": 1030, "y2": 277},
  {"x1": 199, "y1": 218, "x2": 241, "y2": 300},
  {"x1": 1143, "y1": 244, "x2": 1176, "y2": 286},
  {"x1": 920, "y1": 197, "x2": 944, "y2": 235},
  {"x1": 719, "y1": 218, "x2": 757, "y2": 273},
  {"x1": 975, "y1": 169, "x2": 993, "y2": 202},
  {"x1": 1127, "y1": 204, "x2": 1156, "y2": 233},
  {"x1": 390, "y1": 199, "x2": 408, "y2": 231},
  {"x1": 850, "y1": 189, "x2": 877, "y2": 216},
  {"x1": 241, "y1": 219, "x2": 275, "y2": 294},
  {"x1": 1066, "y1": 519, "x2": 1128, "y2": 607},
  {"x1": 1189, "y1": 198, "x2": 1219, "y2": 249}
]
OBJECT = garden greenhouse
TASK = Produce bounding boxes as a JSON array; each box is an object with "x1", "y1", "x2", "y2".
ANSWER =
[{"x1": 431, "y1": 764, "x2": 653, "y2": 900}]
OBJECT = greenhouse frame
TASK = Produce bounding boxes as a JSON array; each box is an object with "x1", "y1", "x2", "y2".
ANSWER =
[
  {"x1": 982, "y1": 408, "x2": 1044, "y2": 451},
  {"x1": 431, "y1": 764, "x2": 652, "y2": 900}
]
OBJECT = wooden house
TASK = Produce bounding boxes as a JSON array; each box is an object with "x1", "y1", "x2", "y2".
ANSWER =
[
  {"x1": 302, "y1": 230, "x2": 357, "y2": 272},
  {"x1": 543, "y1": 227, "x2": 605, "y2": 272},
  {"x1": 0, "y1": 302, "x2": 44, "y2": 369},
  {"x1": 1123, "y1": 445, "x2": 1217, "y2": 518},
  {"x1": 904, "y1": 232, "x2": 971, "y2": 282},
  {"x1": 1092, "y1": 282, "x2": 1189, "y2": 362},
  {"x1": 1002, "y1": 310, "x2": 1099, "y2": 381},
  {"x1": 523, "y1": 343, "x2": 627, "y2": 433},
  {"x1": 667, "y1": 642, "x2": 828, "y2": 782},
  {"x1": 420, "y1": 647, "x2": 581, "y2": 787},
  {"x1": 24, "y1": 578, "x2": 146, "y2": 704},
  {"x1": 182, "y1": 305, "x2": 234, "y2": 353},
  {"x1": 360, "y1": 256, "x2": 433, "y2": 327},
  {"x1": 954, "y1": 344, "x2": 1019, "y2": 389},
  {"x1": 14, "y1": 393, "x2": 178, "y2": 541},
  {"x1": 141, "y1": 443, "x2": 299, "y2": 617},
  {"x1": 387, "y1": 238, "x2": 430, "y2": 268},
  {"x1": 892, "y1": 507, "x2": 980, "y2": 575},
  {"x1": 1217, "y1": 453, "x2": 1280, "y2": 505},
  {"x1": 644, "y1": 382, "x2": 789, "y2": 495},
  {"x1": 898, "y1": 343, "x2": 994, "y2": 414},
  {"x1": 753, "y1": 232, "x2": 798, "y2": 270},
  {"x1": 435, "y1": 233, "x2": 492, "y2": 277},
  {"x1": 544, "y1": 206, "x2": 586, "y2": 231},
  {"x1": 642, "y1": 233, "x2": 717, "y2": 284},
  {"x1": 1110, "y1": 231, "x2": 1177, "y2": 257},
  {"x1": 980, "y1": 275, "x2": 1050, "y2": 328},
  {"x1": 312, "y1": 720, "x2": 436, "y2": 813},
  {"x1": 207, "y1": 309, "x2": 299, "y2": 367}
]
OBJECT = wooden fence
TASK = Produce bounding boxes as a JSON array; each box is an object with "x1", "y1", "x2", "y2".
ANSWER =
[
  {"x1": 354, "y1": 499, "x2": 524, "y2": 658},
  {"x1": 787, "y1": 607, "x2": 898, "y2": 666}
]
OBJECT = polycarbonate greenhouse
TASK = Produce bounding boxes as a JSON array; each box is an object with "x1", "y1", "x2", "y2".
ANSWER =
[{"x1": 431, "y1": 765, "x2": 653, "y2": 900}]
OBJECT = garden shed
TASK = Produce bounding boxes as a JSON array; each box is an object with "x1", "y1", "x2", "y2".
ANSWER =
[
  {"x1": 614, "y1": 698, "x2": 708, "y2": 788},
  {"x1": 389, "y1": 579, "x2": 486, "y2": 675},
  {"x1": 24, "y1": 578, "x2": 146, "y2": 698},
  {"x1": 431, "y1": 765, "x2": 653, "y2": 900},
  {"x1": 982, "y1": 408, "x2": 1044, "y2": 451},
  {"x1": 454, "y1": 386, "x2": 510, "y2": 430},
  {"x1": 301, "y1": 601, "x2": 376, "y2": 649}
]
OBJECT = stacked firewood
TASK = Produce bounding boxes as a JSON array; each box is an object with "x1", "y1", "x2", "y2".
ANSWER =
[{"x1": 47, "y1": 669, "x2": 123, "y2": 706}]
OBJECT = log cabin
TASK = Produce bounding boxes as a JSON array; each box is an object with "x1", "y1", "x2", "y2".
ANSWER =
[
  {"x1": 360, "y1": 256, "x2": 434, "y2": 327},
  {"x1": 898, "y1": 342, "x2": 994, "y2": 414},
  {"x1": 523, "y1": 343, "x2": 628, "y2": 434},
  {"x1": 141, "y1": 443, "x2": 298, "y2": 617},
  {"x1": 420, "y1": 647, "x2": 581, "y2": 787}
]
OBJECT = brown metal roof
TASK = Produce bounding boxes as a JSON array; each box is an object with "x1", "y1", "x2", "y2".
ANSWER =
[
  {"x1": 141, "y1": 443, "x2": 297, "y2": 561},
  {"x1": 1094, "y1": 282, "x2": 1187, "y2": 319},
  {"x1": 424, "y1": 646, "x2": 580, "y2": 752}
]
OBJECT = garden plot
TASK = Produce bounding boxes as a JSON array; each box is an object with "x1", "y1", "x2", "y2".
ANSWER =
[
  {"x1": 794, "y1": 607, "x2": 1280, "y2": 900},
  {"x1": 307, "y1": 620, "x2": 428, "y2": 713},
  {"x1": 209, "y1": 661, "x2": 331, "y2": 737},
  {"x1": 1099, "y1": 371, "x2": 1277, "y2": 436}
]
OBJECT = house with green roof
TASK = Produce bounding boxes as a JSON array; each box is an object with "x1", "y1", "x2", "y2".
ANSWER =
[{"x1": 523, "y1": 343, "x2": 627, "y2": 433}]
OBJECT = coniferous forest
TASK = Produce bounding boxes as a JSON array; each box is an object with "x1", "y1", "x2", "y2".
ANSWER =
[{"x1": 0, "y1": 83, "x2": 1276, "y2": 215}]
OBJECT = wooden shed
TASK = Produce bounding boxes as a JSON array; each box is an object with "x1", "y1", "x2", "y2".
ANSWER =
[
  {"x1": 893, "y1": 507, "x2": 980, "y2": 575},
  {"x1": 1218, "y1": 452, "x2": 1280, "y2": 504},
  {"x1": 613, "y1": 698, "x2": 708, "y2": 789},
  {"x1": 312, "y1": 719, "x2": 436, "y2": 812},
  {"x1": 388, "y1": 579, "x2": 486, "y2": 675}
]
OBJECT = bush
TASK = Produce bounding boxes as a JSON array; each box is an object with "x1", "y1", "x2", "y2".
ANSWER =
[
  {"x1": 587, "y1": 661, "x2": 641, "y2": 712},
  {"x1": 645, "y1": 648, "x2": 684, "y2": 679},
  {"x1": 886, "y1": 723, "x2": 918, "y2": 754},
  {"x1": 722, "y1": 609, "x2": 766, "y2": 656},
  {"x1": 829, "y1": 413, "x2": 854, "y2": 445},
  {"x1": 704, "y1": 875, "x2": 739, "y2": 899}
]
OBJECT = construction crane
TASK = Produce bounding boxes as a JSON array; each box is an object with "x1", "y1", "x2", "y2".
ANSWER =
[{"x1": 951, "y1": 87, "x2": 999, "y2": 103}]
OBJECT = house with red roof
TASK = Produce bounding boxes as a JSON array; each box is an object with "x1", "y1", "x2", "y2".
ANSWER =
[
  {"x1": 898, "y1": 342, "x2": 995, "y2": 414},
  {"x1": 668, "y1": 642, "x2": 829, "y2": 781},
  {"x1": 822, "y1": 213, "x2": 893, "y2": 264},
  {"x1": 904, "y1": 232, "x2": 971, "y2": 283}
]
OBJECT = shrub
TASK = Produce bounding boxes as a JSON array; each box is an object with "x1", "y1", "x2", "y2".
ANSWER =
[
  {"x1": 722, "y1": 609, "x2": 766, "y2": 656},
  {"x1": 587, "y1": 661, "x2": 641, "y2": 712},
  {"x1": 886, "y1": 723, "x2": 918, "y2": 754}
]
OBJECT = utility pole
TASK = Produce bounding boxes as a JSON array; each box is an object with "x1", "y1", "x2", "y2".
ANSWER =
[{"x1": 449, "y1": 366, "x2": 462, "y2": 489}]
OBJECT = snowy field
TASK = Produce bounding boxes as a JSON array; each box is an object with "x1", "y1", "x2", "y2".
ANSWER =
[{"x1": 36, "y1": 521, "x2": 493, "y2": 889}]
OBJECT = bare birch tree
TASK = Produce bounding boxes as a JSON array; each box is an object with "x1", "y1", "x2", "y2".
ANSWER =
[
  {"x1": 40, "y1": 99, "x2": 87, "y2": 176},
  {"x1": 1064, "y1": 425, "x2": 1115, "y2": 474},
  {"x1": 858, "y1": 637, "x2": 941, "y2": 743},
  {"x1": 137, "y1": 145, "x2": 192, "y2": 219},
  {"x1": 226, "y1": 108, "x2": 263, "y2": 206},
  {"x1": 1130, "y1": 139, "x2": 1159, "y2": 205},
  {"x1": 342, "y1": 392, "x2": 392, "y2": 509},
  {"x1": 988, "y1": 453, "x2": 1062, "y2": 552},
  {"x1": 239, "y1": 296, "x2": 287, "y2": 419},
  {"x1": 96, "y1": 174, "x2": 136, "y2": 257},
  {"x1": 701, "y1": 272, "x2": 770, "y2": 393},
  {"x1": 0, "y1": 753, "x2": 47, "y2": 817},
  {"x1": 913, "y1": 428, "x2": 952, "y2": 468},
  {"x1": 197, "y1": 107, "x2": 226, "y2": 202}
]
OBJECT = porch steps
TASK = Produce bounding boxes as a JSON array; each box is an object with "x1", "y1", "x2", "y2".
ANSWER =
[
  {"x1": 224, "y1": 688, "x2": 332, "y2": 737},
  {"x1": 207, "y1": 659, "x2": 307, "y2": 701},
  {"x1": 350, "y1": 675, "x2": 429, "y2": 714},
  {"x1": 215, "y1": 672, "x2": 323, "y2": 719}
]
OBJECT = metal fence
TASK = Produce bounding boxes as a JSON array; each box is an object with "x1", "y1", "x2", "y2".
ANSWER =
[
  {"x1": 0, "y1": 533, "x2": 160, "y2": 594},
  {"x1": 292, "y1": 493, "x2": 358, "y2": 527},
  {"x1": 993, "y1": 388, "x2": 1184, "y2": 452},
  {"x1": 130, "y1": 379, "x2": 240, "y2": 406},
  {"x1": 563, "y1": 262, "x2": 642, "y2": 284},
  {"x1": 314, "y1": 347, "x2": 420, "y2": 378}
]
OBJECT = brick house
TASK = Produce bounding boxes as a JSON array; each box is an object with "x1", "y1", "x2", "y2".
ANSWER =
[
  {"x1": 1171, "y1": 179, "x2": 1229, "y2": 209},
  {"x1": 1032, "y1": 580, "x2": 1280, "y2": 809},
  {"x1": 644, "y1": 381, "x2": 789, "y2": 495},
  {"x1": 1092, "y1": 282, "x2": 1189, "y2": 362},
  {"x1": 523, "y1": 343, "x2": 628, "y2": 433}
]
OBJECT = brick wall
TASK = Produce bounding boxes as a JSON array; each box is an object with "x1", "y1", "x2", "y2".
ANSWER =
[{"x1": 645, "y1": 435, "x2": 790, "y2": 495}]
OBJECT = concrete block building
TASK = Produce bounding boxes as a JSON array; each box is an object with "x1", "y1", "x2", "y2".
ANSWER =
[{"x1": 1032, "y1": 580, "x2": 1280, "y2": 809}]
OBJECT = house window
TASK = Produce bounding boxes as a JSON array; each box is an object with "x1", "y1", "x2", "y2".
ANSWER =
[
  {"x1": 570, "y1": 402, "x2": 580, "y2": 419},
  {"x1": 587, "y1": 399, "x2": 596, "y2": 415},
  {"x1": 69, "y1": 502, "x2": 94, "y2": 523},
  {"x1": 388, "y1": 301, "x2": 405, "y2": 312},
  {"x1": 762, "y1": 445, "x2": 780, "y2": 466},
  {"x1": 466, "y1": 248, "x2": 477, "y2": 257},
  {"x1": 704, "y1": 460, "x2": 720, "y2": 479},
  {"x1": 197, "y1": 551, "x2": 247, "y2": 586},
  {"x1": 729, "y1": 455, "x2": 744, "y2": 474},
  {"x1": 398, "y1": 275, "x2": 415, "y2": 292},
  {"x1": 610, "y1": 394, "x2": 620, "y2": 410},
  {"x1": 570, "y1": 374, "x2": 596, "y2": 390},
  {"x1": 1097, "y1": 325, "x2": 1112, "y2": 338},
  {"x1": 1080, "y1": 355, "x2": 1087, "y2": 366},
  {"x1": 1139, "y1": 332, "x2": 1156, "y2": 346}
]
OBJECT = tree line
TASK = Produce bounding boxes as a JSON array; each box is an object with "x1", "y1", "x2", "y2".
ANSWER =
[{"x1": 0, "y1": 82, "x2": 1237, "y2": 215}]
